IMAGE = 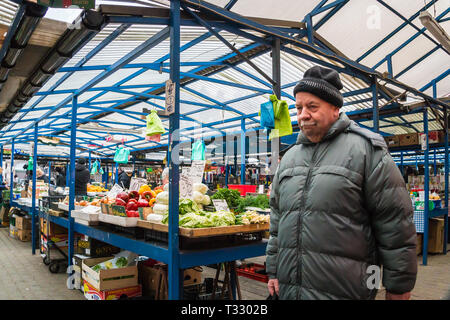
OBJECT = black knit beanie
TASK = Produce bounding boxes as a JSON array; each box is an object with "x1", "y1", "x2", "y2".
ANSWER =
[{"x1": 293, "y1": 66, "x2": 344, "y2": 108}]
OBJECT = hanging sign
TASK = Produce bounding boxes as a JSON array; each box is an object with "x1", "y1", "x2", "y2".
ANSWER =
[
  {"x1": 165, "y1": 79, "x2": 176, "y2": 115},
  {"x1": 179, "y1": 171, "x2": 192, "y2": 199},
  {"x1": 106, "y1": 184, "x2": 123, "y2": 199},
  {"x1": 420, "y1": 133, "x2": 427, "y2": 151},
  {"x1": 190, "y1": 160, "x2": 206, "y2": 184},
  {"x1": 36, "y1": 0, "x2": 96, "y2": 9}
]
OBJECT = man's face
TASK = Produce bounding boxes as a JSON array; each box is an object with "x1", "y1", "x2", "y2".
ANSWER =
[{"x1": 295, "y1": 91, "x2": 340, "y2": 143}]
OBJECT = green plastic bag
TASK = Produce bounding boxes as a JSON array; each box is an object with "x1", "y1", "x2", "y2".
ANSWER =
[
  {"x1": 146, "y1": 110, "x2": 165, "y2": 137},
  {"x1": 114, "y1": 146, "x2": 130, "y2": 164},
  {"x1": 27, "y1": 156, "x2": 33, "y2": 171},
  {"x1": 191, "y1": 140, "x2": 205, "y2": 161},
  {"x1": 269, "y1": 94, "x2": 293, "y2": 140}
]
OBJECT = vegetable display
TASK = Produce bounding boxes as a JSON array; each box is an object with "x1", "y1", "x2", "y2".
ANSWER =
[
  {"x1": 235, "y1": 210, "x2": 270, "y2": 225},
  {"x1": 211, "y1": 188, "x2": 241, "y2": 210},
  {"x1": 236, "y1": 194, "x2": 270, "y2": 213},
  {"x1": 112, "y1": 186, "x2": 158, "y2": 218}
]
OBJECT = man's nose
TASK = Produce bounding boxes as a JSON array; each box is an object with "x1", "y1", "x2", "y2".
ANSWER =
[{"x1": 298, "y1": 108, "x2": 310, "y2": 120}]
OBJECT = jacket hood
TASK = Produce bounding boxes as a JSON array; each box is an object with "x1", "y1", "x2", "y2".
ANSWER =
[
  {"x1": 297, "y1": 112, "x2": 351, "y2": 145},
  {"x1": 75, "y1": 163, "x2": 86, "y2": 171}
]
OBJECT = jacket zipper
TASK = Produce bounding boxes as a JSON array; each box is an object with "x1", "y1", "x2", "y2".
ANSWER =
[{"x1": 296, "y1": 143, "x2": 320, "y2": 300}]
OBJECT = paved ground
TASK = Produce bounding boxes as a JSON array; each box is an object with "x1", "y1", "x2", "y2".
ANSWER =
[{"x1": 0, "y1": 227, "x2": 449, "y2": 300}]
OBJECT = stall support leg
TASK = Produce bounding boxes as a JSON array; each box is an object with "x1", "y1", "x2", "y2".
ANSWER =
[
  {"x1": 423, "y1": 107, "x2": 430, "y2": 265},
  {"x1": 400, "y1": 151, "x2": 404, "y2": 176},
  {"x1": 240, "y1": 119, "x2": 245, "y2": 185},
  {"x1": 48, "y1": 161, "x2": 52, "y2": 185},
  {"x1": 31, "y1": 123, "x2": 38, "y2": 254},
  {"x1": 167, "y1": 0, "x2": 182, "y2": 300},
  {"x1": 225, "y1": 164, "x2": 229, "y2": 188},
  {"x1": 66, "y1": 163, "x2": 70, "y2": 188},
  {"x1": 0, "y1": 145, "x2": 3, "y2": 184},
  {"x1": 9, "y1": 139, "x2": 14, "y2": 207},
  {"x1": 372, "y1": 79, "x2": 379, "y2": 133},
  {"x1": 114, "y1": 162, "x2": 118, "y2": 186},
  {"x1": 442, "y1": 95, "x2": 448, "y2": 252},
  {"x1": 68, "y1": 95, "x2": 78, "y2": 268}
]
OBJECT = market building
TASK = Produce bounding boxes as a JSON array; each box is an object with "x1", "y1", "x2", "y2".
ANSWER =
[{"x1": 0, "y1": 0, "x2": 448, "y2": 301}]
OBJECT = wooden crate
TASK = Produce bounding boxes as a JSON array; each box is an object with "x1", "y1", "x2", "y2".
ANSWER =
[
  {"x1": 384, "y1": 135, "x2": 400, "y2": 148},
  {"x1": 136, "y1": 220, "x2": 270, "y2": 238},
  {"x1": 399, "y1": 133, "x2": 419, "y2": 146}
]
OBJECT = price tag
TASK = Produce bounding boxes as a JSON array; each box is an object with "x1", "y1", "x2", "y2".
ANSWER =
[
  {"x1": 107, "y1": 184, "x2": 123, "y2": 199},
  {"x1": 165, "y1": 79, "x2": 175, "y2": 115},
  {"x1": 258, "y1": 185, "x2": 265, "y2": 194},
  {"x1": 179, "y1": 172, "x2": 193, "y2": 199},
  {"x1": 212, "y1": 199, "x2": 229, "y2": 211},
  {"x1": 129, "y1": 177, "x2": 147, "y2": 192}
]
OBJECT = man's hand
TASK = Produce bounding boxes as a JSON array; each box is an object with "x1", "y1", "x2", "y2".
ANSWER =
[
  {"x1": 386, "y1": 291, "x2": 411, "y2": 300},
  {"x1": 268, "y1": 278, "x2": 279, "y2": 296}
]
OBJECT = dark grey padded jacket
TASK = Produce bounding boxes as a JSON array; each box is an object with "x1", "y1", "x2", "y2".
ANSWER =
[{"x1": 266, "y1": 113, "x2": 417, "y2": 300}]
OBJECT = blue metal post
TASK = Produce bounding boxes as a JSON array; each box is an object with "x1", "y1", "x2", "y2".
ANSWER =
[
  {"x1": 68, "y1": 95, "x2": 78, "y2": 267},
  {"x1": 434, "y1": 149, "x2": 437, "y2": 176},
  {"x1": 114, "y1": 162, "x2": 119, "y2": 186},
  {"x1": 31, "y1": 124, "x2": 38, "y2": 254},
  {"x1": 225, "y1": 165, "x2": 229, "y2": 188},
  {"x1": 88, "y1": 151, "x2": 92, "y2": 177},
  {"x1": 0, "y1": 145, "x2": 3, "y2": 184},
  {"x1": 240, "y1": 119, "x2": 246, "y2": 185},
  {"x1": 66, "y1": 163, "x2": 70, "y2": 187},
  {"x1": 423, "y1": 107, "x2": 429, "y2": 265},
  {"x1": 9, "y1": 139, "x2": 14, "y2": 207},
  {"x1": 400, "y1": 151, "x2": 404, "y2": 176},
  {"x1": 372, "y1": 79, "x2": 379, "y2": 133},
  {"x1": 168, "y1": 0, "x2": 182, "y2": 300},
  {"x1": 106, "y1": 165, "x2": 109, "y2": 187},
  {"x1": 48, "y1": 161, "x2": 52, "y2": 185}
]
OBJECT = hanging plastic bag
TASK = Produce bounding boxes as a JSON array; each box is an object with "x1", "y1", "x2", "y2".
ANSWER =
[
  {"x1": 191, "y1": 140, "x2": 205, "y2": 161},
  {"x1": 269, "y1": 94, "x2": 293, "y2": 140},
  {"x1": 146, "y1": 110, "x2": 165, "y2": 137},
  {"x1": 90, "y1": 160, "x2": 99, "y2": 175},
  {"x1": 27, "y1": 156, "x2": 33, "y2": 171},
  {"x1": 113, "y1": 146, "x2": 130, "y2": 164},
  {"x1": 146, "y1": 134, "x2": 161, "y2": 142},
  {"x1": 259, "y1": 97, "x2": 275, "y2": 129}
]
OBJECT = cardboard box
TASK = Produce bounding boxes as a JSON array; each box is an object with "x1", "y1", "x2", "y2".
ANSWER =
[
  {"x1": 384, "y1": 135, "x2": 400, "y2": 148},
  {"x1": 399, "y1": 133, "x2": 419, "y2": 146},
  {"x1": 77, "y1": 235, "x2": 121, "y2": 258},
  {"x1": 40, "y1": 218, "x2": 67, "y2": 237},
  {"x1": 0, "y1": 205, "x2": 9, "y2": 223},
  {"x1": 82, "y1": 256, "x2": 139, "y2": 291},
  {"x1": 83, "y1": 280, "x2": 142, "y2": 300},
  {"x1": 100, "y1": 203, "x2": 111, "y2": 215},
  {"x1": 17, "y1": 229, "x2": 31, "y2": 242},
  {"x1": 20, "y1": 190, "x2": 28, "y2": 198},
  {"x1": 15, "y1": 216, "x2": 32, "y2": 230},
  {"x1": 9, "y1": 224, "x2": 18, "y2": 239},
  {"x1": 138, "y1": 263, "x2": 202, "y2": 298},
  {"x1": 428, "y1": 218, "x2": 444, "y2": 253}
]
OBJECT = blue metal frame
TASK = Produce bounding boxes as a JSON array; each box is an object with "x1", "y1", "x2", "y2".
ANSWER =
[
  {"x1": 31, "y1": 124, "x2": 38, "y2": 254},
  {"x1": 0, "y1": 4, "x2": 26, "y2": 63},
  {"x1": 168, "y1": 0, "x2": 182, "y2": 300},
  {"x1": 422, "y1": 107, "x2": 429, "y2": 265},
  {"x1": 240, "y1": 119, "x2": 245, "y2": 184},
  {"x1": 68, "y1": 95, "x2": 78, "y2": 266}
]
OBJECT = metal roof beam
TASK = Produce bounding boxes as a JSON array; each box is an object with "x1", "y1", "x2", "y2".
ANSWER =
[
  {"x1": 395, "y1": 45, "x2": 440, "y2": 79},
  {"x1": 5, "y1": 26, "x2": 171, "y2": 145},
  {"x1": 309, "y1": 0, "x2": 348, "y2": 17},
  {"x1": 420, "y1": 69, "x2": 450, "y2": 92},
  {"x1": 358, "y1": 0, "x2": 438, "y2": 62},
  {"x1": 0, "y1": 23, "x2": 131, "y2": 139},
  {"x1": 313, "y1": 0, "x2": 349, "y2": 31},
  {"x1": 372, "y1": 7, "x2": 449, "y2": 70}
]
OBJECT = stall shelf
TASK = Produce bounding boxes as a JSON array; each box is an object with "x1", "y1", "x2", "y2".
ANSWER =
[{"x1": 0, "y1": 0, "x2": 448, "y2": 299}]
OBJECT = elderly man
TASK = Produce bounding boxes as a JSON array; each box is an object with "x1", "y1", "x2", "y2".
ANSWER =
[{"x1": 266, "y1": 66, "x2": 417, "y2": 300}]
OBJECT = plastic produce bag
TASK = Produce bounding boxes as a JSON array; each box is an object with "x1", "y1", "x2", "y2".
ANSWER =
[
  {"x1": 146, "y1": 110, "x2": 165, "y2": 137},
  {"x1": 269, "y1": 94, "x2": 293, "y2": 140},
  {"x1": 259, "y1": 99, "x2": 275, "y2": 129},
  {"x1": 90, "y1": 160, "x2": 99, "y2": 175},
  {"x1": 191, "y1": 140, "x2": 205, "y2": 161},
  {"x1": 113, "y1": 146, "x2": 130, "y2": 164}
]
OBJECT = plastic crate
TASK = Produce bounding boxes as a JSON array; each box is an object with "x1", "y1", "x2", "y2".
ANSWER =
[
  {"x1": 236, "y1": 263, "x2": 268, "y2": 283},
  {"x1": 228, "y1": 184, "x2": 257, "y2": 196}
]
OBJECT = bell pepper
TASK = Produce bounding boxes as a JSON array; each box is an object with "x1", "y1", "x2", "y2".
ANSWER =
[
  {"x1": 148, "y1": 198, "x2": 156, "y2": 206},
  {"x1": 126, "y1": 210, "x2": 139, "y2": 218},
  {"x1": 137, "y1": 199, "x2": 149, "y2": 208},
  {"x1": 139, "y1": 185, "x2": 151, "y2": 195},
  {"x1": 128, "y1": 191, "x2": 140, "y2": 200},
  {"x1": 126, "y1": 201, "x2": 138, "y2": 211},
  {"x1": 154, "y1": 189, "x2": 163, "y2": 195},
  {"x1": 116, "y1": 192, "x2": 129, "y2": 203},
  {"x1": 142, "y1": 191, "x2": 153, "y2": 201},
  {"x1": 128, "y1": 198, "x2": 137, "y2": 204},
  {"x1": 115, "y1": 198, "x2": 127, "y2": 207}
]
